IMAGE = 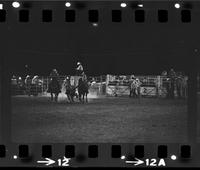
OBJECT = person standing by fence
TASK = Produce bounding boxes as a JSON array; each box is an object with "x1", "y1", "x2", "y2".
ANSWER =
[
  {"x1": 169, "y1": 68, "x2": 176, "y2": 99},
  {"x1": 25, "y1": 75, "x2": 32, "y2": 96},
  {"x1": 182, "y1": 74, "x2": 188, "y2": 98},
  {"x1": 176, "y1": 72, "x2": 183, "y2": 99},
  {"x1": 135, "y1": 78, "x2": 142, "y2": 97},
  {"x1": 129, "y1": 76, "x2": 137, "y2": 97}
]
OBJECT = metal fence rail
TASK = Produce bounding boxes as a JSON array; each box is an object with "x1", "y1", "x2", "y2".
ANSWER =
[
  {"x1": 11, "y1": 74, "x2": 189, "y2": 98},
  {"x1": 11, "y1": 75, "x2": 107, "y2": 96},
  {"x1": 106, "y1": 75, "x2": 188, "y2": 97}
]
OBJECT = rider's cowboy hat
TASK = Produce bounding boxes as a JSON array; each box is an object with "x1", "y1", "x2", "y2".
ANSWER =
[{"x1": 53, "y1": 69, "x2": 58, "y2": 73}]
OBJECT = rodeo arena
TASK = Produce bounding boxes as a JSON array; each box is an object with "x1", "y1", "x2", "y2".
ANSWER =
[
  {"x1": 11, "y1": 63, "x2": 199, "y2": 143},
  {"x1": 11, "y1": 69, "x2": 189, "y2": 100}
]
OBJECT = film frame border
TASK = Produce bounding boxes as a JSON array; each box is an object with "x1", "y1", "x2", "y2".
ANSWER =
[
  {"x1": 0, "y1": 1, "x2": 196, "y2": 24},
  {"x1": 0, "y1": 0, "x2": 199, "y2": 167}
]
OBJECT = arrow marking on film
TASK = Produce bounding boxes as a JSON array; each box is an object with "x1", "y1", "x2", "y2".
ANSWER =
[
  {"x1": 125, "y1": 158, "x2": 144, "y2": 166},
  {"x1": 37, "y1": 158, "x2": 55, "y2": 166}
]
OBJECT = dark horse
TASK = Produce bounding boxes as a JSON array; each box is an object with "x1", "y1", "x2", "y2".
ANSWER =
[
  {"x1": 64, "y1": 79, "x2": 77, "y2": 103},
  {"x1": 47, "y1": 78, "x2": 61, "y2": 102},
  {"x1": 78, "y1": 78, "x2": 89, "y2": 103}
]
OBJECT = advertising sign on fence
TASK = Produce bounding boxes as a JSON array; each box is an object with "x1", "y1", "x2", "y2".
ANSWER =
[
  {"x1": 106, "y1": 85, "x2": 130, "y2": 96},
  {"x1": 140, "y1": 86, "x2": 157, "y2": 96}
]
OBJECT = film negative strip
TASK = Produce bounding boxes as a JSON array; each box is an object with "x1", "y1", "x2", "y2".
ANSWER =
[{"x1": 0, "y1": 0, "x2": 200, "y2": 167}]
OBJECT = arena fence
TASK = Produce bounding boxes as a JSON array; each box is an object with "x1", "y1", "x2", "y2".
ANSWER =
[
  {"x1": 11, "y1": 75, "x2": 107, "y2": 96},
  {"x1": 106, "y1": 75, "x2": 188, "y2": 98},
  {"x1": 11, "y1": 74, "x2": 189, "y2": 98}
]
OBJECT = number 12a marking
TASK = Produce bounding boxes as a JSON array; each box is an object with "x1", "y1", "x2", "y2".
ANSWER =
[{"x1": 145, "y1": 159, "x2": 166, "y2": 167}]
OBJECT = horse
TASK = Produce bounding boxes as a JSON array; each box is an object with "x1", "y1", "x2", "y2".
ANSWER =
[
  {"x1": 63, "y1": 78, "x2": 77, "y2": 103},
  {"x1": 78, "y1": 77, "x2": 89, "y2": 103},
  {"x1": 47, "y1": 78, "x2": 61, "y2": 102}
]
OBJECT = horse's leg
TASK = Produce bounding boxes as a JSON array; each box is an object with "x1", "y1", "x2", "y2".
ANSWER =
[
  {"x1": 134, "y1": 89, "x2": 137, "y2": 98},
  {"x1": 70, "y1": 96, "x2": 73, "y2": 103},
  {"x1": 82, "y1": 94, "x2": 85, "y2": 103},
  {"x1": 67, "y1": 94, "x2": 71, "y2": 103},
  {"x1": 71, "y1": 93, "x2": 74, "y2": 102},
  {"x1": 138, "y1": 88, "x2": 141, "y2": 99},
  {"x1": 129, "y1": 89, "x2": 132, "y2": 98},
  {"x1": 78, "y1": 93, "x2": 81, "y2": 102},
  {"x1": 131, "y1": 89, "x2": 134, "y2": 98},
  {"x1": 55, "y1": 93, "x2": 58, "y2": 102},
  {"x1": 51, "y1": 93, "x2": 53, "y2": 101},
  {"x1": 54, "y1": 93, "x2": 56, "y2": 102},
  {"x1": 67, "y1": 94, "x2": 69, "y2": 102},
  {"x1": 86, "y1": 93, "x2": 88, "y2": 103},
  {"x1": 69, "y1": 94, "x2": 73, "y2": 103},
  {"x1": 75, "y1": 92, "x2": 78, "y2": 98},
  {"x1": 138, "y1": 88, "x2": 141, "y2": 103},
  {"x1": 135, "y1": 88, "x2": 138, "y2": 98}
]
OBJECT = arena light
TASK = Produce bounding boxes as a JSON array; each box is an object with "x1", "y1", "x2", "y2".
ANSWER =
[
  {"x1": 120, "y1": 3, "x2": 127, "y2": 8},
  {"x1": 121, "y1": 155, "x2": 126, "y2": 160},
  {"x1": 0, "y1": 4, "x2": 3, "y2": 10},
  {"x1": 174, "y1": 3, "x2": 181, "y2": 9},
  {"x1": 138, "y1": 4, "x2": 143, "y2": 8},
  {"x1": 92, "y1": 23, "x2": 98, "y2": 27},
  {"x1": 65, "y1": 2, "x2": 71, "y2": 7},
  {"x1": 171, "y1": 155, "x2": 177, "y2": 160},
  {"x1": 12, "y1": 1, "x2": 20, "y2": 8}
]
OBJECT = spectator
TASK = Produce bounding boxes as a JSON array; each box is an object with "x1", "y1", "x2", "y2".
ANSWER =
[
  {"x1": 169, "y1": 68, "x2": 176, "y2": 99},
  {"x1": 176, "y1": 72, "x2": 183, "y2": 99},
  {"x1": 50, "y1": 69, "x2": 59, "y2": 79},
  {"x1": 161, "y1": 70, "x2": 167, "y2": 76}
]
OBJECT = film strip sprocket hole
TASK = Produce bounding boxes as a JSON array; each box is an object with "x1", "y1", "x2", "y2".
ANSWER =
[
  {"x1": 0, "y1": 3, "x2": 192, "y2": 23},
  {"x1": 0, "y1": 9, "x2": 192, "y2": 23}
]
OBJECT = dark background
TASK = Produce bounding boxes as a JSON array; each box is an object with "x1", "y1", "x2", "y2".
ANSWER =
[{"x1": 3, "y1": 1, "x2": 200, "y2": 76}]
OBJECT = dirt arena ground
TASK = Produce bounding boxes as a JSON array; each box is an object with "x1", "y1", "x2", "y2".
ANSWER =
[{"x1": 11, "y1": 94, "x2": 188, "y2": 143}]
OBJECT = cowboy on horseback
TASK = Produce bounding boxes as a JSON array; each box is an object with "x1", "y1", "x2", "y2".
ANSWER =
[
  {"x1": 74, "y1": 61, "x2": 84, "y2": 91},
  {"x1": 47, "y1": 69, "x2": 61, "y2": 102},
  {"x1": 50, "y1": 69, "x2": 59, "y2": 80},
  {"x1": 78, "y1": 76, "x2": 89, "y2": 102},
  {"x1": 63, "y1": 76, "x2": 77, "y2": 102},
  {"x1": 76, "y1": 62, "x2": 84, "y2": 76}
]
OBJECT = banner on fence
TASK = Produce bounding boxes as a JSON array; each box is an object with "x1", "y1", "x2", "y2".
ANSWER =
[
  {"x1": 140, "y1": 86, "x2": 157, "y2": 96},
  {"x1": 106, "y1": 85, "x2": 130, "y2": 96}
]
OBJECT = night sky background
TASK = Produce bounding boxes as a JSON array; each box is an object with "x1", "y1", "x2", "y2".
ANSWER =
[{"x1": 3, "y1": 1, "x2": 200, "y2": 76}]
